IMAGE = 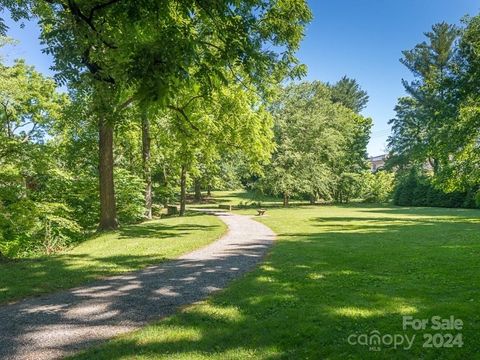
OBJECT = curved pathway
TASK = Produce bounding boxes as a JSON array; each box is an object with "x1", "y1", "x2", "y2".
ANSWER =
[{"x1": 0, "y1": 212, "x2": 275, "y2": 360}]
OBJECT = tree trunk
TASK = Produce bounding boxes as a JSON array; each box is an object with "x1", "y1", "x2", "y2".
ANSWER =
[
  {"x1": 309, "y1": 194, "x2": 316, "y2": 204},
  {"x1": 180, "y1": 164, "x2": 187, "y2": 216},
  {"x1": 194, "y1": 178, "x2": 202, "y2": 202},
  {"x1": 98, "y1": 118, "x2": 118, "y2": 230},
  {"x1": 283, "y1": 193, "x2": 289, "y2": 207},
  {"x1": 207, "y1": 185, "x2": 211, "y2": 197},
  {"x1": 141, "y1": 111, "x2": 152, "y2": 219},
  {"x1": 162, "y1": 165, "x2": 169, "y2": 206}
]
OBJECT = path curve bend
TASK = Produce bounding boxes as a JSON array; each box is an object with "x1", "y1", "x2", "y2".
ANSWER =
[{"x1": 0, "y1": 211, "x2": 275, "y2": 360}]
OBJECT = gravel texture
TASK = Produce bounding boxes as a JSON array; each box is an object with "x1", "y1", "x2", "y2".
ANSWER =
[{"x1": 0, "y1": 211, "x2": 275, "y2": 360}]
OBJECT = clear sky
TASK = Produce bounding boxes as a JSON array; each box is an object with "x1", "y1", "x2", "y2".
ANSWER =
[
  {"x1": 299, "y1": 0, "x2": 479, "y2": 156},
  {"x1": 1, "y1": 1, "x2": 479, "y2": 156}
]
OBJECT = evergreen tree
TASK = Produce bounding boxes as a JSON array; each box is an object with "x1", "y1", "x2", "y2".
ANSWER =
[{"x1": 329, "y1": 76, "x2": 369, "y2": 113}]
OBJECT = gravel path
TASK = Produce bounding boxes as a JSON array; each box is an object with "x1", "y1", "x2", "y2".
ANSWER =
[{"x1": 0, "y1": 211, "x2": 275, "y2": 360}]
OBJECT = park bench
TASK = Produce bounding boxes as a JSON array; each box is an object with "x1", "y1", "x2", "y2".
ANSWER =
[
  {"x1": 167, "y1": 205, "x2": 178, "y2": 215},
  {"x1": 257, "y1": 209, "x2": 266, "y2": 216}
]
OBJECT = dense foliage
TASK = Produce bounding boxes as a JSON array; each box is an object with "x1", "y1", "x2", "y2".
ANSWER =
[
  {"x1": 0, "y1": 56, "x2": 80, "y2": 257},
  {"x1": 0, "y1": 0, "x2": 313, "y2": 256},
  {"x1": 362, "y1": 171, "x2": 395, "y2": 203},
  {"x1": 388, "y1": 15, "x2": 480, "y2": 207},
  {"x1": 259, "y1": 81, "x2": 372, "y2": 204},
  {"x1": 393, "y1": 170, "x2": 478, "y2": 208},
  {"x1": 328, "y1": 76, "x2": 369, "y2": 113},
  {"x1": 1, "y1": 0, "x2": 313, "y2": 230}
]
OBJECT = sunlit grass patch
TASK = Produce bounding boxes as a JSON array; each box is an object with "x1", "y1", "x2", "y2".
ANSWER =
[
  {"x1": 73, "y1": 204, "x2": 480, "y2": 359},
  {"x1": 0, "y1": 214, "x2": 226, "y2": 304}
]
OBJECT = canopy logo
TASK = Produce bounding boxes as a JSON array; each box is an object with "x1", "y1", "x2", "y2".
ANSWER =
[
  {"x1": 347, "y1": 330, "x2": 415, "y2": 352},
  {"x1": 347, "y1": 316, "x2": 464, "y2": 352}
]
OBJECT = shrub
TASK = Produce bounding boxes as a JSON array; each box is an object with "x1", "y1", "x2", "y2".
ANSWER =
[
  {"x1": 36, "y1": 202, "x2": 82, "y2": 254},
  {"x1": 393, "y1": 170, "x2": 478, "y2": 209},
  {"x1": 362, "y1": 171, "x2": 395, "y2": 203},
  {"x1": 115, "y1": 168, "x2": 146, "y2": 224},
  {"x1": 0, "y1": 200, "x2": 82, "y2": 257},
  {"x1": 64, "y1": 172, "x2": 100, "y2": 228},
  {"x1": 475, "y1": 191, "x2": 480, "y2": 208}
]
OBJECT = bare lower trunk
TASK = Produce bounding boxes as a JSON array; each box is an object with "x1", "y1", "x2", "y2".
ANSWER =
[
  {"x1": 194, "y1": 178, "x2": 202, "y2": 202},
  {"x1": 180, "y1": 165, "x2": 187, "y2": 216},
  {"x1": 283, "y1": 193, "x2": 289, "y2": 207},
  {"x1": 162, "y1": 165, "x2": 169, "y2": 206},
  {"x1": 98, "y1": 118, "x2": 118, "y2": 230},
  {"x1": 141, "y1": 112, "x2": 152, "y2": 219},
  {"x1": 207, "y1": 186, "x2": 211, "y2": 197},
  {"x1": 309, "y1": 195, "x2": 316, "y2": 204}
]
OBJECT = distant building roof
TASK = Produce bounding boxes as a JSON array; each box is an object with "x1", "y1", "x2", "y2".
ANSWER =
[
  {"x1": 369, "y1": 154, "x2": 388, "y2": 161},
  {"x1": 369, "y1": 154, "x2": 388, "y2": 172}
]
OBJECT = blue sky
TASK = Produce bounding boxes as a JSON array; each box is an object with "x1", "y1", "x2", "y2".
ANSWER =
[
  {"x1": 300, "y1": 0, "x2": 479, "y2": 155},
  {"x1": 1, "y1": 1, "x2": 479, "y2": 156}
]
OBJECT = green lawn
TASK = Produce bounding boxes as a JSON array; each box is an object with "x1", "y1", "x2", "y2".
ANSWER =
[
  {"x1": 191, "y1": 190, "x2": 307, "y2": 208},
  {"x1": 73, "y1": 204, "x2": 480, "y2": 359},
  {"x1": 0, "y1": 213, "x2": 226, "y2": 304},
  {"x1": 210, "y1": 190, "x2": 282, "y2": 205}
]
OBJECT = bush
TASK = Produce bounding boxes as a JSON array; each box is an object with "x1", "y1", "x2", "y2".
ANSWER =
[
  {"x1": 115, "y1": 168, "x2": 146, "y2": 224},
  {"x1": 362, "y1": 171, "x2": 395, "y2": 203},
  {"x1": 0, "y1": 200, "x2": 82, "y2": 257},
  {"x1": 62, "y1": 172, "x2": 99, "y2": 229},
  {"x1": 393, "y1": 170, "x2": 478, "y2": 208},
  {"x1": 475, "y1": 191, "x2": 480, "y2": 208},
  {"x1": 0, "y1": 162, "x2": 84, "y2": 257},
  {"x1": 36, "y1": 202, "x2": 82, "y2": 254}
]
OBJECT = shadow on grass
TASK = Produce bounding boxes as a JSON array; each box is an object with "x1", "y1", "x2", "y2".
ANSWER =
[
  {"x1": 0, "y1": 217, "x2": 273, "y2": 360},
  {"x1": 0, "y1": 217, "x2": 222, "y2": 305},
  {"x1": 70, "y1": 207, "x2": 480, "y2": 359},
  {"x1": 118, "y1": 222, "x2": 217, "y2": 240},
  {"x1": 0, "y1": 253, "x2": 163, "y2": 302}
]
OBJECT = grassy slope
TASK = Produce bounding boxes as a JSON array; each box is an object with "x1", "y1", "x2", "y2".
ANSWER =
[
  {"x1": 74, "y1": 204, "x2": 480, "y2": 359},
  {"x1": 0, "y1": 213, "x2": 226, "y2": 304}
]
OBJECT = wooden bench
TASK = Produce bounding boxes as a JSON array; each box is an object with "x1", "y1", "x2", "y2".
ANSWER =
[
  {"x1": 257, "y1": 209, "x2": 266, "y2": 216},
  {"x1": 167, "y1": 205, "x2": 178, "y2": 215}
]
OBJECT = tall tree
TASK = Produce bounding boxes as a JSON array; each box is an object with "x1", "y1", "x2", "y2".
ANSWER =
[
  {"x1": 2, "y1": 0, "x2": 312, "y2": 229},
  {"x1": 329, "y1": 76, "x2": 369, "y2": 113},
  {"x1": 388, "y1": 22, "x2": 459, "y2": 173},
  {"x1": 433, "y1": 15, "x2": 480, "y2": 191},
  {"x1": 263, "y1": 81, "x2": 371, "y2": 204},
  {"x1": 141, "y1": 110, "x2": 152, "y2": 219},
  {"x1": 163, "y1": 81, "x2": 274, "y2": 215}
]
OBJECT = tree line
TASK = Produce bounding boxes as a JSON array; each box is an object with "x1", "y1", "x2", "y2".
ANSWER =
[
  {"x1": 258, "y1": 80, "x2": 374, "y2": 205},
  {"x1": 388, "y1": 14, "x2": 480, "y2": 208},
  {"x1": 1, "y1": 1, "x2": 381, "y2": 258},
  {"x1": 0, "y1": 0, "x2": 312, "y2": 257}
]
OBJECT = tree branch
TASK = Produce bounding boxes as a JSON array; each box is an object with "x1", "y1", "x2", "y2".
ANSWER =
[
  {"x1": 65, "y1": 0, "x2": 118, "y2": 49},
  {"x1": 88, "y1": 0, "x2": 124, "y2": 20},
  {"x1": 182, "y1": 95, "x2": 204, "y2": 109},
  {"x1": 167, "y1": 105, "x2": 199, "y2": 131}
]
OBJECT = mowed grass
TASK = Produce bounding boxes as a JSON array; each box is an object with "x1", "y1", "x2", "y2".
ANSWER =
[
  {"x1": 73, "y1": 204, "x2": 480, "y2": 359},
  {"x1": 210, "y1": 190, "x2": 283, "y2": 206},
  {"x1": 0, "y1": 213, "x2": 226, "y2": 304},
  {"x1": 191, "y1": 190, "x2": 307, "y2": 209}
]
